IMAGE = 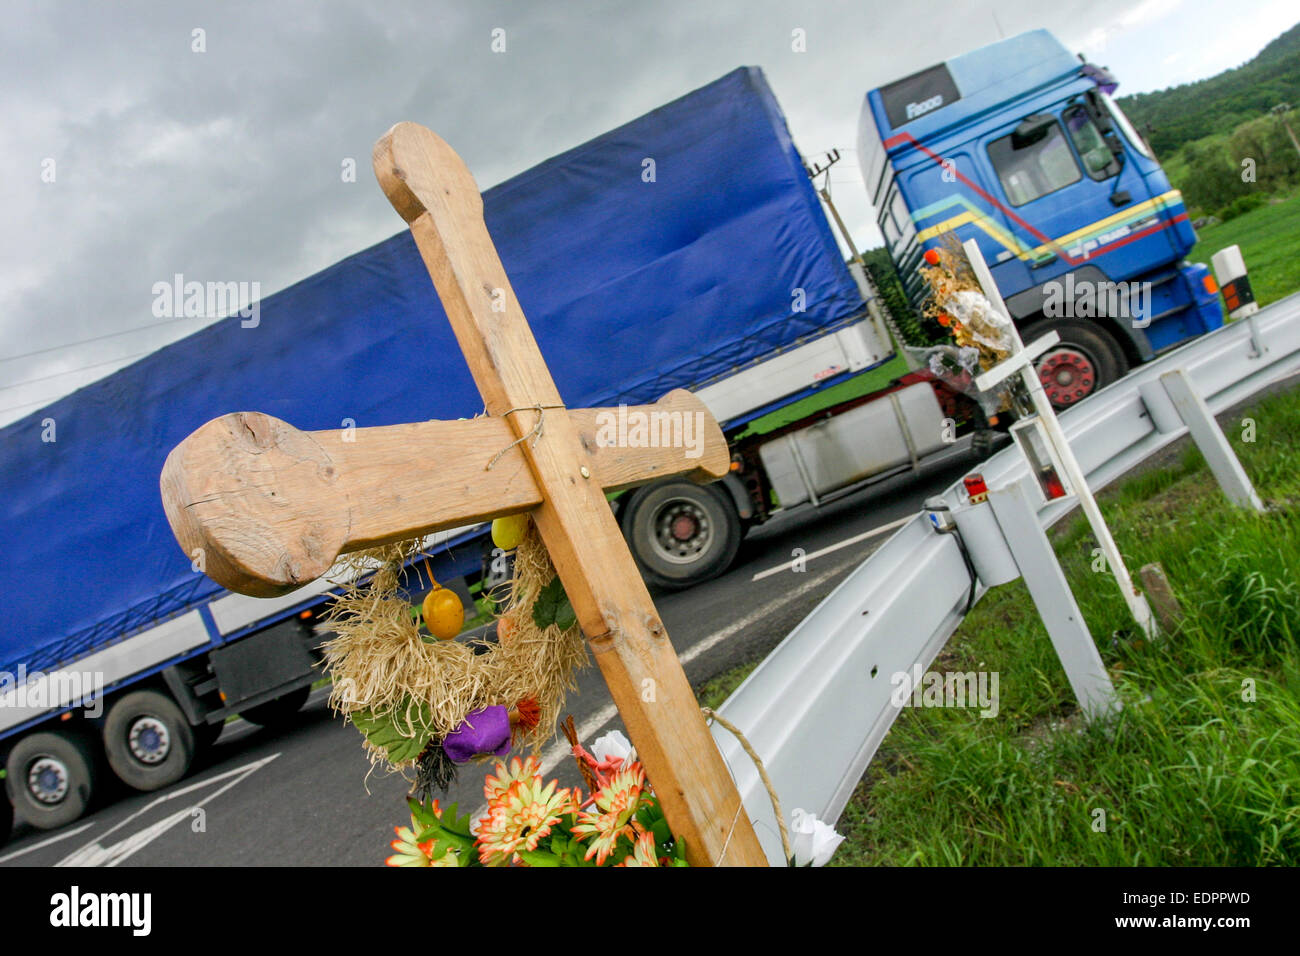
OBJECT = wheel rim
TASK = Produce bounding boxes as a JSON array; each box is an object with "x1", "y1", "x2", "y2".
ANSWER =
[
  {"x1": 651, "y1": 497, "x2": 713, "y2": 565},
  {"x1": 1037, "y1": 346, "x2": 1098, "y2": 406},
  {"x1": 27, "y1": 755, "x2": 70, "y2": 805},
  {"x1": 128, "y1": 715, "x2": 171, "y2": 765}
]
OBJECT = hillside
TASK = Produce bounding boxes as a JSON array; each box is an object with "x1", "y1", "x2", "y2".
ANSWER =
[{"x1": 1117, "y1": 20, "x2": 1300, "y2": 158}]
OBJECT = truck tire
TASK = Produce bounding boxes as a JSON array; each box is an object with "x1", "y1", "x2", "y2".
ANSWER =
[
  {"x1": 239, "y1": 685, "x2": 311, "y2": 727},
  {"x1": 5, "y1": 730, "x2": 98, "y2": 830},
  {"x1": 1021, "y1": 317, "x2": 1129, "y2": 408},
  {"x1": 620, "y1": 479, "x2": 741, "y2": 590},
  {"x1": 103, "y1": 690, "x2": 195, "y2": 792}
]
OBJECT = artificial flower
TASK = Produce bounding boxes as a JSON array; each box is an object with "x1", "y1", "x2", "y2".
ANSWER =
[
  {"x1": 483, "y1": 754, "x2": 542, "y2": 803},
  {"x1": 590, "y1": 729, "x2": 636, "y2": 771},
  {"x1": 477, "y1": 763, "x2": 580, "y2": 865},
  {"x1": 789, "y1": 808, "x2": 845, "y2": 867},
  {"x1": 386, "y1": 805, "x2": 442, "y2": 867},
  {"x1": 616, "y1": 830, "x2": 660, "y2": 867},
  {"x1": 571, "y1": 763, "x2": 647, "y2": 865}
]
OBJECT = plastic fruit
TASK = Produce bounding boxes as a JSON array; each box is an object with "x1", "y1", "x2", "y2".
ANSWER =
[
  {"x1": 423, "y1": 587, "x2": 464, "y2": 640},
  {"x1": 492, "y1": 513, "x2": 530, "y2": 551}
]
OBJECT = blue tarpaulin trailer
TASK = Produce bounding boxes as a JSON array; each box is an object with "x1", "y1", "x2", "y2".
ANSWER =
[{"x1": 0, "y1": 65, "x2": 873, "y2": 831}]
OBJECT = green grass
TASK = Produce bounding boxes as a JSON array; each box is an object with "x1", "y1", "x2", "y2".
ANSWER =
[
  {"x1": 699, "y1": 383, "x2": 1300, "y2": 866},
  {"x1": 1190, "y1": 191, "x2": 1300, "y2": 308}
]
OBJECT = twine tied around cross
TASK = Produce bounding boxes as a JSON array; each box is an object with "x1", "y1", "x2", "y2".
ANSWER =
[{"x1": 484, "y1": 402, "x2": 567, "y2": 471}]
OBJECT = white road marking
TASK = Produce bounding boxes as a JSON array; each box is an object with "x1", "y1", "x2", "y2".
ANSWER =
[
  {"x1": 468, "y1": 547, "x2": 872, "y2": 821},
  {"x1": 751, "y1": 514, "x2": 912, "y2": 581},
  {"x1": 0, "y1": 822, "x2": 95, "y2": 864},
  {"x1": 55, "y1": 753, "x2": 280, "y2": 867}
]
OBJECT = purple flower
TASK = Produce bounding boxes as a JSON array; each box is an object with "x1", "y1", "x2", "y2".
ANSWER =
[{"x1": 442, "y1": 705, "x2": 512, "y2": 764}]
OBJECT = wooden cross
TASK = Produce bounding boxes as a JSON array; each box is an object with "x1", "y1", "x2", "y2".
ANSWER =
[{"x1": 160, "y1": 121, "x2": 767, "y2": 867}]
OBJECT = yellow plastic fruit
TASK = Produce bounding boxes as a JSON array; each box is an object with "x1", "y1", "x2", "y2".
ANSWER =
[
  {"x1": 422, "y1": 587, "x2": 464, "y2": 640},
  {"x1": 492, "y1": 513, "x2": 530, "y2": 551}
]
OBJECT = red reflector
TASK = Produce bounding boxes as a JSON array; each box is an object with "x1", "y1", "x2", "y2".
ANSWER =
[
  {"x1": 924, "y1": 248, "x2": 941, "y2": 266},
  {"x1": 300, "y1": 610, "x2": 313, "y2": 619},
  {"x1": 61, "y1": 712, "x2": 72, "y2": 721},
  {"x1": 963, "y1": 473, "x2": 989, "y2": 504}
]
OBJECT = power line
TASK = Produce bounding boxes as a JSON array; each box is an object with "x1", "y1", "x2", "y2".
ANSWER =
[
  {"x1": 0, "y1": 316, "x2": 199, "y2": 364},
  {"x1": 0, "y1": 349, "x2": 153, "y2": 393}
]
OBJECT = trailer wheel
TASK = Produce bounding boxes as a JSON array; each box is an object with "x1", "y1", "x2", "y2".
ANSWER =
[
  {"x1": 103, "y1": 690, "x2": 195, "y2": 792},
  {"x1": 1021, "y1": 318, "x2": 1129, "y2": 408},
  {"x1": 621, "y1": 480, "x2": 741, "y2": 590},
  {"x1": 5, "y1": 731, "x2": 98, "y2": 830},
  {"x1": 239, "y1": 685, "x2": 312, "y2": 728}
]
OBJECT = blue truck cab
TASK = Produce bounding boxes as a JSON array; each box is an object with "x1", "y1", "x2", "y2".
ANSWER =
[{"x1": 858, "y1": 29, "x2": 1223, "y2": 406}]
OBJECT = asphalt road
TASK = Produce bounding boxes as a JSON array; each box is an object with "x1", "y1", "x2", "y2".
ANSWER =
[{"x1": 0, "y1": 447, "x2": 982, "y2": 867}]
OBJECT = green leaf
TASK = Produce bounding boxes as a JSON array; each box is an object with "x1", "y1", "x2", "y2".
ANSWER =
[
  {"x1": 532, "y1": 575, "x2": 563, "y2": 629},
  {"x1": 518, "y1": 849, "x2": 563, "y2": 867},
  {"x1": 439, "y1": 802, "x2": 476, "y2": 839},
  {"x1": 350, "y1": 702, "x2": 430, "y2": 765},
  {"x1": 532, "y1": 575, "x2": 576, "y2": 630},
  {"x1": 554, "y1": 593, "x2": 576, "y2": 631}
]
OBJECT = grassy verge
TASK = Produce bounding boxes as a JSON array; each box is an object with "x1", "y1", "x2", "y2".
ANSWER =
[
  {"x1": 698, "y1": 382, "x2": 1300, "y2": 866},
  {"x1": 1189, "y1": 191, "x2": 1300, "y2": 308}
]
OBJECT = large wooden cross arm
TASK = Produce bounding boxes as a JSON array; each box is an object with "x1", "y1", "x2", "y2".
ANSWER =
[
  {"x1": 160, "y1": 122, "x2": 767, "y2": 867},
  {"x1": 161, "y1": 392, "x2": 722, "y2": 598}
]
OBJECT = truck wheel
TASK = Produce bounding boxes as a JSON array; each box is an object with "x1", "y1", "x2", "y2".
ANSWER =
[
  {"x1": 239, "y1": 685, "x2": 311, "y2": 727},
  {"x1": 5, "y1": 731, "x2": 98, "y2": 830},
  {"x1": 1021, "y1": 318, "x2": 1129, "y2": 408},
  {"x1": 103, "y1": 690, "x2": 195, "y2": 792},
  {"x1": 621, "y1": 480, "x2": 741, "y2": 590}
]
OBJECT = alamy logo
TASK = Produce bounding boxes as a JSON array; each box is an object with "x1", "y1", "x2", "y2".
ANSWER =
[
  {"x1": 151, "y1": 273, "x2": 260, "y2": 327},
  {"x1": 50, "y1": 886, "x2": 151, "y2": 936},
  {"x1": 0, "y1": 666, "x2": 103, "y2": 718},
  {"x1": 906, "y1": 95, "x2": 943, "y2": 119},
  {"x1": 594, "y1": 404, "x2": 706, "y2": 459},
  {"x1": 1043, "y1": 273, "x2": 1152, "y2": 328},
  {"x1": 889, "y1": 664, "x2": 999, "y2": 717}
]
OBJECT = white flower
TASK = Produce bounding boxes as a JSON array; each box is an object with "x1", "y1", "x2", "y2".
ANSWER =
[
  {"x1": 590, "y1": 729, "x2": 636, "y2": 769},
  {"x1": 789, "y1": 808, "x2": 845, "y2": 867}
]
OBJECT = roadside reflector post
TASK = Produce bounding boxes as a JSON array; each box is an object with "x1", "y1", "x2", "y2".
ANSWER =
[
  {"x1": 1211, "y1": 244, "x2": 1265, "y2": 358},
  {"x1": 962, "y1": 238, "x2": 1157, "y2": 639}
]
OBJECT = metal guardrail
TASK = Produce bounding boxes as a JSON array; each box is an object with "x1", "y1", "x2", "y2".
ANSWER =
[{"x1": 713, "y1": 292, "x2": 1300, "y2": 865}]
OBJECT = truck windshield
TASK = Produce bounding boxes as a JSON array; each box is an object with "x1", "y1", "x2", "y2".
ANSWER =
[
  {"x1": 1100, "y1": 91, "x2": 1154, "y2": 160},
  {"x1": 987, "y1": 119, "x2": 1081, "y2": 206}
]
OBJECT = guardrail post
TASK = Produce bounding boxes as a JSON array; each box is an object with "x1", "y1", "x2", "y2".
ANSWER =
[
  {"x1": 1157, "y1": 369, "x2": 1266, "y2": 512},
  {"x1": 985, "y1": 477, "x2": 1120, "y2": 720}
]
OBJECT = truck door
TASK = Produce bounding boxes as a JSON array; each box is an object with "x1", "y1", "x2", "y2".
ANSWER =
[{"x1": 981, "y1": 102, "x2": 1171, "y2": 292}]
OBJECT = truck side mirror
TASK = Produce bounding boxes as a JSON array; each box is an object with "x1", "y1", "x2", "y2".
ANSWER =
[{"x1": 1011, "y1": 115, "x2": 1055, "y2": 150}]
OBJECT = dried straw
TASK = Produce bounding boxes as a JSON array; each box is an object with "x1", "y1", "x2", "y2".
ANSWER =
[{"x1": 321, "y1": 519, "x2": 588, "y2": 772}]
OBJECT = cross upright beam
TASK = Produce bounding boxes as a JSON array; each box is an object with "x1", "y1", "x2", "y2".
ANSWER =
[{"x1": 161, "y1": 122, "x2": 768, "y2": 866}]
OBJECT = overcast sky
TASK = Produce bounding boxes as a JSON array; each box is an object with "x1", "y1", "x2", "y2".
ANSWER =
[{"x1": 2, "y1": 0, "x2": 1296, "y2": 424}]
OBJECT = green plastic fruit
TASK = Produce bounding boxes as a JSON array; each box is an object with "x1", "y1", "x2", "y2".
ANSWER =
[{"x1": 492, "y1": 513, "x2": 530, "y2": 551}]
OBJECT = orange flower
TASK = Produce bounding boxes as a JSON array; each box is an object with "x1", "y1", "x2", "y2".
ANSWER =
[
  {"x1": 476, "y1": 759, "x2": 580, "y2": 865},
  {"x1": 616, "y1": 830, "x2": 660, "y2": 867},
  {"x1": 386, "y1": 802, "x2": 442, "y2": 867},
  {"x1": 483, "y1": 754, "x2": 541, "y2": 804},
  {"x1": 570, "y1": 763, "x2": 647, "y2": 865}
]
